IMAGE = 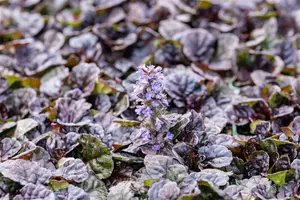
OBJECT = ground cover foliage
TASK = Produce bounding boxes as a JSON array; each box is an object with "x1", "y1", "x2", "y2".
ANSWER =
[{"x1": 1, "y1": 0, "x2": 300, "y2": 199}]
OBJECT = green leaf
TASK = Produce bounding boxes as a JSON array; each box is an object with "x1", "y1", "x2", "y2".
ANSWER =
[
  {"x1": 91, "y1": 109, "x2": 99, "y2": 115},
  {"x1": 3, "y1": 75, "x2": 21, "y2": 87},
  {"x1": 165, "y1": 164, "x2": 188, "y2": 183},
  {"x1": 268, "y1": 92, "x2": 290, "y2": 108},
  {"x1": 79, "y1": 173, "x2": 108, "y2": 200},
  {"x1": 270, "y1": 139, "x2": 298, "y2": 149},
  {"x1": 93, "y1": 80, "x2": 117, "y2": 95},
  {"x1": 77, "y1": 134, "x2": 114, "y2": 179},
  {"x1": 144, "y1": 179, "x2": 157, "y2": 187},
  {"x1": 267, "y1": 170, "x2": 288, "y2": 186},
  {"x1": 88, "y1": 155, "x2": 114, "y2": 179},
  {"x1": 198, "y1": 0, "x2": 212, "y2": 9},
  {"x1": 21, "y1": 78, "x2": 40, "y2": 88},
  {"x1": 260, "y1": 139, "x2": 277, "y2": 154},
  {"x1": 250, "y1": 120, "x2": 263, "y2": 133},
  {"x1": 113, "y1": 119, "x2": 140, "y2": 127},
  {"x1": 48, "y1": 178, "x2": 69, "y2": 192},
  {"x1": 77, "y1": 134, "x2": 110, "y2": 160},
  {"x1": 3, "y1": 76, "x2": 40, "y2": 89}
]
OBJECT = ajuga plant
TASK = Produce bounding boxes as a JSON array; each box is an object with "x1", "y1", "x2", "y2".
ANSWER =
[{"x1": 134, "y1": 65, "x2": 174, "y2": 151}]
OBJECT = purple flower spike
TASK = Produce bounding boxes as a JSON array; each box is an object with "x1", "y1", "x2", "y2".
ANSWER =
[
  {"x1": 145, "y1": 90, "x2": 152, "y2": 100},
  {"x1": 134, "y1": 65, "x2": 172, "y2": 149},
  {"x1": 134, "y1": 64, "x2": 167, "y2": 119}
]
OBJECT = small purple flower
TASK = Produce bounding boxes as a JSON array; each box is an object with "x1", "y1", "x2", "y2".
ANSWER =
[
  {"x1": 152, "y1": 144, "x2": 161, "y2": 151},
  {"x1": 135, "y1": 105, "x2": 144, "y2": 115},
  {"x1": 164, "y1": 131, "x2": 174, "y2": 141},
  {"x1": 145, "y1": 90, "x2": 152, "y2": 100}
]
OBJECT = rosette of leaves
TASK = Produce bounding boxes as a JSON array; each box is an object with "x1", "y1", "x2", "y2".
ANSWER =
[
  {"x1": 68, "y1": 63, "x2": 100, "y2": 97},
  {"x1": 153, "y1": 40, "x2": 187, "y2": 67},
  {"x1": 198, "y1": 144, "x2": 233, "y2": 168},
  {"x1": 4, "y1": 88, "x2": 36, "y2": 119},
  {"x1": 14, "y1": 183, "x2": 55, "y2": 200},
  {"x1": 175, "y1": 28, "x2": 215, "y2": 64},
  {"x1": 54, "y1": 157, "x2": 89, "y2": 183},
  {"x1": 40, "y1": 66, "x2": 69, "y2": 97},
  {"x1": 147, "y1": 180, "x2": 180, "y2": 200},
  {"x1": 245, "y1": 151, "x2": 270, "y2": 177},
  {"x1": 165, "y1": 68, "x2": 206, "y2": 108},
  {"x1": 189, "y1": 169, "x2": 232, "y2": 187},
  {"x1": 55, "y1": 97, "x2": 92, "y2": 126},
  {"x1": 76, "y1": 134, "x2": 114, "y2": 180},
  {"x1": 207, "y1": 134, "x2": 241, "y2": 149},
  {"x1": 96, "y1": 51, "x2": 134, "y2": 78},
  {"x1": 93, "y1": 112, "x2": 139, "y2": 147},
  {"x1": 0, "y1": 159, "x2": 52, "y2": 185},
  {"x1": 88, "y1": 93, "x2": 112, "y2": 113},
  {"x1": 170, "y1": 110, "x2": 205, "y2": 146},
  {"x1": 0, "y1": 137, "x2": 21, "y2": 161},
  {"x1": 79, "y1": 173, "x2": 108, "y2": 200},
  {"x1": 236, "y1": 51, "x2": 278, "y2": 82},
  {"x1": 143, "y1": 155, "x2": 179, "y2": 179},
  {"x1": 172, "y1": 142, "x2": 198, "y2": 170},
  {"x1": 69, "y1": 33, "x2": 102, "y2": 61},
  {"x1": 55, "y1": 184, "x2": 89, "y2": 200},
  {"x1": 177, "y1": 175, "x2": 201, "y2": 198},
  {"x1": 224, "y1": 176, "x2": 273, "y2": 199},
  {"x1": 127, "y1": 1, "x2": 152, "y2": 24},
  {"x1": 20, "y1": 146, "x2": 55, "y2": 170},
  {"x1": 93, "y1": 22, "x2": 138, "y2": 51},
  {"x1": 277, "y1": 181, "x2": 300, "y2": 199},
  {"x1": 41, "y1": 30, "x2": 65, "y2": 54},
  {"x1": 0, "y1": 7, "x2": 44, "y2": 41},
  {"x1": 200, "y1": 97, "x2": 229, "y2": 134},
  {"x1": 0, "y1": 41, "x2": 65, "y2": 76},
  {"x1": 28, "y1": 97, "x2": 49, "y2": 117},
  {"x1": 107, "y1": 181, "x2": 135, "y2": 200},
  {"x1": 38, "y1": 131, "x2": 80, "y2": 161},
  {"x1": 159, "y1": 19, "x2": 190, "y2": 40},
  {"x1": 209, "y1": 33, "x2": 239, "y2": 71},
  {"x1": 225, "y1": 98, "x2": 271, "y2": 126}
]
